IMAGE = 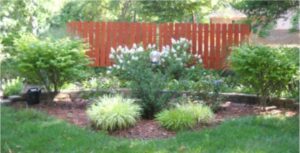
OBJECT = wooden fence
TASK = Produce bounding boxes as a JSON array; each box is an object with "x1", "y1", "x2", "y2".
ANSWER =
[{"x1": 67, "y1": 22, "x2": 250, "y2": 69}]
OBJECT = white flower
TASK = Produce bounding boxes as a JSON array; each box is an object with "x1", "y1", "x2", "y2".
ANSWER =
[
  {"x1": 111, "y1": 47, "x2": 116, "y2": 53},
  {"x1": 137, "y1": 46, "x2": 144, "y2": 52},
  {"x1": 171, "y1": 38, "x2": 176, "y2": 44},
  {"x1": 119, "y1": 59, "x2": 123, "y2": 63},
  {"x1": 125, "y1": 46, "x2": 129, "y2": 52},
  {"x1": 150, "y1": 50, "x2": 161, "y2": 62},
  {"x1": 117, "y1": 46, "x2": 122, "y2": 51},
  {"x1": 107, "y1": 70, "x2": 111, "y2": 74},
  {"x1": 165, "y1": 45, "x2": 170, "y2": 51},
  {"x1": 176, "y1": 46, "x2": 180, "y2": 50},
  {"x1": 109, "y1": 54, "x2": 114, "y2": 59},
  {"x1": 179, "y1": 37, "x2": 185, "y2": 42},
  {"x1": 133, "y1": 43, "x2": 137, "y2": 49},
  {"x1": 147, "y1": 44, "x2": 152, "y2": 49},
  {"x1": 191, "y1": 66, "x2": 195, "y2": 69},
  {"x1": 199, "y1": 58, "x2": 203, "y2": 63}
]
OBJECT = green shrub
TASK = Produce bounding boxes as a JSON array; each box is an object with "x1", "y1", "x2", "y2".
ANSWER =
[
  {"x1": 229, "y1": 45, "x2": 298, "y2": 108},
  {"x1": 156, "y1": 103, "x2": 214, "y2": 130},
  {"x1": 86, "y1": 95, "x2": 141, "y2": 131},
  {"x1": 14, "y1": 34, "x2": 91, "y2": 93},
  {"x1": 1, "y1": 77, "x2": 24, "y2": 97}
]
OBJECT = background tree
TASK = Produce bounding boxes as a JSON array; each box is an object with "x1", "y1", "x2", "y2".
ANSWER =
[
  {"x1": 137, "y1": 0, "x2": 211, "y2": 22},
  {"x1": 232, "y1": 0, "x2": 299, "y2": 39}
]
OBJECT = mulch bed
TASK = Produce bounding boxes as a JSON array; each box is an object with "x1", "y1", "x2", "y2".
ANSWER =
[{"x1": 9, "y1": 93, "x2": 298, "y2": 139}]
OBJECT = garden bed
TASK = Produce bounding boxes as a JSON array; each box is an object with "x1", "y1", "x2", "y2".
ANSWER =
[{"x1": 10, "y1": 93, "x2": 298, "y2": 139}]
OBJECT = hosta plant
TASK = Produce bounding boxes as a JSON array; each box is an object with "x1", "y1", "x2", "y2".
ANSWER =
[{"x1": 86, "y1": 95, "x2": 141, "y2": 131}]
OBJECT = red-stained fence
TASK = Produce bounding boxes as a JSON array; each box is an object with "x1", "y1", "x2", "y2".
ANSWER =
[{"x1": 67, "y1": 22, "x2": 250, "y2": 69}]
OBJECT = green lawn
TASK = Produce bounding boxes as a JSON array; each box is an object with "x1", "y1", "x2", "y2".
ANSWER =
[{"x1": 1, "y1": 106, "x2": 298, "y2": 153}]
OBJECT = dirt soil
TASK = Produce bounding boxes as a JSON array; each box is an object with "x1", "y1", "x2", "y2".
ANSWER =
[{"x1": 10, "y1": 94, "x2": 298, "y2": 139}]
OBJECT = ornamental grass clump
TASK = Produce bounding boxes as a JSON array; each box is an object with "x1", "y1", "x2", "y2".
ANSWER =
[
  {"x1": 156, "y1": 108, "x2": 196, "y2": 131},
  {"x1": 1, "y1": 77, "x2": 24, "y2": 97},
  {"x1": 156, "y1": 103, "x2": 214, "y2": 131},
  {"x1": 86, "y1": 95, "x2": 141, "y2": 131}
]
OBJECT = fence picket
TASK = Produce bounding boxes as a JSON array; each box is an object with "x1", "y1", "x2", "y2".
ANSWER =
[{"x1": 67, "y1": 22, "x2": 250, "y2": 69}]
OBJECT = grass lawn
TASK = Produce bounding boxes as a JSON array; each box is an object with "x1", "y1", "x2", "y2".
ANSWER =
[{"x1": 1, "y1": 106, "x2": 298, "y2": 153}]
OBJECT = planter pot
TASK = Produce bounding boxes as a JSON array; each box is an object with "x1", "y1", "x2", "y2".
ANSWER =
[{"x1": 26, "y1": 88, "x2": 42, "y2": 105}]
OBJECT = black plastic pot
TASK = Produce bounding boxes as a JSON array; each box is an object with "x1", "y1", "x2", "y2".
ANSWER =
[{"x1": 26, "y1": 88, "x2": 41, "y2": 105}]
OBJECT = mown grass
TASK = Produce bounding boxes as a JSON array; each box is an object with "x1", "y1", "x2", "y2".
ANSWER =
[{"x1": 1, "y1": 106, "x2": 298, "y2": 153}]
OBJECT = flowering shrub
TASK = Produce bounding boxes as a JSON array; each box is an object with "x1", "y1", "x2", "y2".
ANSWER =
[
  {"x1": 108, "y1": 38, "x2": 204, "y2": 118},
  {"x1": 108, "y1": 38, "x2": 203, "y2": 80}
]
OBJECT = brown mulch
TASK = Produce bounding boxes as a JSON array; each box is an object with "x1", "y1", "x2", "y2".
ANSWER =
[{"x1": 9, "y1": 93, "x2": 298, "y2": 139}]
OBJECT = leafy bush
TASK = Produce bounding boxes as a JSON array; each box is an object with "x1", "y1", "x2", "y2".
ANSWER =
[
  {"x1": 108, "y1": 38, "x2": 203, "y2": 118},
  {"x1": 156, "y1": 103, "x2": 214, "y2": 131},
  {"x1": 14, "y1": 34, "x2": 91, "y2": 93},
  {"x1": 86, "y1": 95, "x2": 141, "y2": 131},
  {"x1": 229, "y1": 45, "x2": 298, "y2": 108},
  {"x1": 1, "y1": 77, "x2": 24, "y2": 97}
]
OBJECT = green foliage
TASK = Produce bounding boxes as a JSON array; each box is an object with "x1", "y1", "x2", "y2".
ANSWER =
[
  {"x1": 233, "y1": 0, "x2": 298, "y2": 28},
  {"x1": 156, "y1": 103, "x2": 214, "y2": 131},
  {"x1": 137, "y1": 0, "x2": 205, "y2": 22},
  {"x1": 229, "y1": 45, "x2": 298, "y2": 107},
  {"x1": 0, "y1": 0, "x2": 65, "y2": 37},
  {"x1": 233, "y1": 0, "x2": 299, "y2": 38},
  {"x1": 14, "y1": 34, "x2": 91, "y2": 93},
  {"x1": 82, "y1": 74, "x2": 121, "y2": 91},
  {"x1": 1, "y1": 77, "x2": 24, "y2": 97},
  {"x1": 290, "y1": 10, "x2": 300, "y2": 32},
  {"x1": 86, "y1": 95, "x2": 141, "y2": 131}
]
